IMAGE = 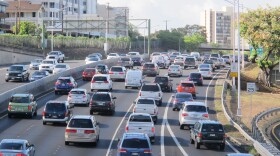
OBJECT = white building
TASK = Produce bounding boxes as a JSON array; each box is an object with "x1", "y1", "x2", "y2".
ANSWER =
[{"x1": 82, "y1": 0, "x2": 97, "y2": 14}]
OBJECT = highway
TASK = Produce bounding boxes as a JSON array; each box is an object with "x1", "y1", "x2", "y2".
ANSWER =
[{"x1": 0, "y1": 65, "x2": 236, "y2": 156}]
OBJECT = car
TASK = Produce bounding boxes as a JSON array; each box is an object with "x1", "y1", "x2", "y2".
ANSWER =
[
  {"x1": 95, "y1": 64, "x2": 109, "y2": 74},
  {"x1": 169, "y1": 55, "x2": 177, "y2": 63},
  {"x1": 42, "y1": 100, "x2": 73, "y2": 125},
  {"x1": 198, "y1": 64, "x2": 212, "y2": 71},
  {"x1": 53, "y1": 63, "x2": 70, "y2": 74},
  {"x1": 117, "y1": 57, "x2": 133, "y2": 69},
  {"x1": 117, "y1": 133, "x2": 152, "y2": 156},
  {"x1": 179, "y1": 102, "x2": 209, "y2": 129},
  {"x1": 168, "y1": 65, "x2": 183, "y2": 77},
  {"x1": 119, "y1": 53, "x2": 127, "y2": 57},
  {"x1": 125, "y1": 113, "x2": 156, "y2": 143},
  {"x1": 190, "y1": 52, "x2": 201, "y2": 61},
  {"x1": 39, "y1": 59, "x2": 58, "y2": 73},
  {"x1": 203, "y1": 59, "x2": 216, "y2": 71},
  {"x1": 67, "y1": 88, "x2": 91, "y2": 106},
  {"x1": 127, "y1": 51, "x2": 140, "y2": 56},
  {"x1": 210, "y1": 53, "x2": 221, "y2": 58},
  {"x1": 199, "y1": 68, "x2": 213, "y2": 79},
  {"x1": 184, "y1": 57, "x2": 198, "y2": 69},
  {"x1": 82, "y1": 68, "x2": 97, "y2": 81},
  {"x1": 46, "y1": 51, "x2": 65, "y2": 63},
  {"x1": 65, "y1": 115, "x2": 100, "y2": 146},
  {"x1": 138, "y1": 83, "x2": 163, "y2": 105},
  {"x1": 0, "y1": 139, "x2": 35, "y2": 156},
  {"x1": 152, "y1": 55, "x2": 166, "y2": 68},
  {"x1": 202, "y1": 54, "x2": 210, "y2": 61},
  {"x1": 161, "y1": 55, "x2": 171, "y2": 66},
  {"x1": 55, "y1": 76, "x2": 78, "y2": 95},
  {"x1": 222, "y1": 55, "x2": 231, "y2": 64},
  {"x1": 90, "y1": 74, "x2": 113, "y2": 91},
  {"x1": 30, "y1": 70, "x2": 49, "y2": 81},
  {"x1": 5, "y1": 65, "x2": 29, "y2": 82},
  {"x1": 142, "y1": 62, "x2": 160, "y2": 76},
  {"x1": 154, "y1": 76, "x2": 173, "y2": 92},
  {"x1": 107, "y1": 53, "x2": 120, "y2": 59},
  {"x1": 218, "y1": 58, "x2": 226, "y2": 67},
  {"x1": 176, "y1": 81, "x2": 196, "y2": 98},
  {"x1": 174, "y1": 56, "x2": 185, "y2": 67},
  {"x1": 109, "y1": 66, "x2": 126, "y2": 81},
  {"x1": 188, "y1": 72, "x2": 203, "y2": 86},
  {"x1": 89, "y1": 92, "x2": 116, "y2": 115},
  {"x1": 8, "y1": 93, "x2": 37, "y2": 118},
  {"x1": 29, "y1": 59, "x2": 43, "y2": 70},
  {"x1": 172, "y1": 92, "x2": 194, "y2": 111},
  {"x1": 131, "y1": 56, "x2": 144, "y2": 66},
  {"x1": 86, "y1": 53, "x2": 103, "y2": 60},
  {"x1": 85, "y1": 57, "x2": 101, "y2": 64},
  {"x1": 125, "y1": 69, "x2": 143, "y2": 89},
  {"x1": 133, "y1": 98, "x2": 158, "y2": 123},
  {"x1": 190, "y1": 120, "x2": 226, "y2": 150},
  {"x1": 209, "y1": 57, "x2": 220, "y2": 69},
  {"x1": 150, "y1": 52, "x2": 161, "y2": 60}
]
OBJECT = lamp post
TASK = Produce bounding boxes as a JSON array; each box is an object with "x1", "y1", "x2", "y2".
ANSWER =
[
  {"x1": 236, "y1": 0, "x2": 242, "y2": 116},
  {"x1": 51, "y1": 12, "x2": 54, "y2": 51}
]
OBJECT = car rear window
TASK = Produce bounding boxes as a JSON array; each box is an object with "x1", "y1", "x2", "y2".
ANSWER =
[
  {"x1": 56, "y1": 64, "x2": 66, "y2": 68},
  {"x1": 202, "y1": 124, "x2": 224, "y2": 132},
  {"x1": 155, "y1": 77, "x2": 168, "y2": 83},
  {"x1": 121, "y1": 58, "x2": 130, "y2": 61},
  {"x1": 129, "y1": 115, "x2": 152, "y2": 122},
  {"x1": 70, "y1": 90, "x2": 85, "y2": 94},
  {"x1": 109, "y1": 53, "x2": 117, "y2": 56},
  {"x1": 185, "y1": 105, "x2": 206, "y2": 112},
  {"x1": 185, "y1": 58, "x2": 195, "y2": 62},
  {"x1": 0, "y1": 143, "x2": 23, "y2": 150},
  {"x1": 122, "y1": 138, "x2": 149, "y2": 148},
  {"x1": 84, "y1": 68, "x2": 96, "y2": 72},
  {"x1": 211, "y1": 54, "x2": 219, "y2": 58},
  {"x1": 132, "y1": 57, "x2": 140, "y2": 61},
  {"x1": 204, "y1": 60, "x2": 213, "y2": 64},
  {"x1": 190, "y1": 73, "x2": 201, "y2": 78},
  {"x1": 10, "y1": 97, "x2": 29, "y2": 103},
  {"x1": 180, "y1": 83, "x2": 194, "y2": 87},
  {"x1": 57, "y1": 78, "x2": 71, "y2": 83},
  {"x1": 68, "y1": 119, "x2": 93, "y2": 128},
  {"x1": 141, "y1": 85, "x2": 160, "y2": 91},
  {"x1": 222, "y1": 56, "x2": 229, "y2": 59},
  {"x1": 111, "y1": 67, "x2": 123, "y2": 72},
  {"x1": 170, "y1": 65, "x2": 179, "y2": 69},
  {"x1": 143, "y1": 64, "x2": 155, "y2": 68},
  {"x1": 137, "y1": 99, "x2": 154, "y2": 105},
  {"x1": 93, "y1": 76, "x2": 107, "y2": 81},
  {"x1": 42, "y1": 61, "x2": 54, "y2": 64},
  {"x1": 199, "y1": 64, "x2": 210, "y2": 68},
  {"x1": 46, "y1": 103, "x2": 66, "y2": 112},
  {"x1": 200, "y1": 69, "x2": 210, "y2": 71},
  {"x1": 92, "y1": 94, "x2": 110, "y2": 101},
  {"x1": 89, "y1": 57, "x2": 99, "y2": 61},
  {"x1": 176, "y1": 93, "x2": 192, "y2": 99}
]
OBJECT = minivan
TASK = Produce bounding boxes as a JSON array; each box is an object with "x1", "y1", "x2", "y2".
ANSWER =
[{"x1": 125, "y1": 69, "x2": 143, "y2": 89}]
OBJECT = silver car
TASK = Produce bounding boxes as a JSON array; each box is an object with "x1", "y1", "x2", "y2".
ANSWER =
[
  {"x1": 0, "y1": 139, "x2": 35, "y2": 156},
  {"x1": 168, "y1": 65, "x2": 183, "y2": 77},
  {"x1": 67, "y1": 88, "x2": 91, "y2": 106},
  {"x1": 199, "y1": 68, "x2": 213, "y2": 79},
  {"x1": 65, "y1": 115, "x2": 100, "y2": 146}
]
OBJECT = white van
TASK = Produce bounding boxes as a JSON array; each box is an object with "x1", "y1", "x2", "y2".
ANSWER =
[{"x1": 125, "y1": 70, "x2": 143, "y2": 89}]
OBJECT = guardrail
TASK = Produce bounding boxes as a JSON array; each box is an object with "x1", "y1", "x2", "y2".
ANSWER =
[{"x1": 221, "y1": 80, "x2": 280, "y2": 155}]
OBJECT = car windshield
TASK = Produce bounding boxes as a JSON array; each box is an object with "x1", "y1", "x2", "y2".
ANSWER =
[
  {"x1": 170, "y1": 65, "x2": 179, "y2": 69},
  {"x1": 137, "y1": 99, "x2": 154, "y2": 105},
  {"x1": 222, "y1": 56, "x2": 229, "y2": 59},
  {"x1": 202, "y1": 124, "x2": 224, "y2": 132},
  {"x1": 185, "y1": 58, "x2": 195, "y2": 62},
  {"x1": 57, "y1": 78, "x2": 71, "y2": 83},
  {"x1": 180, "y1": 83, "x2": 194, "y2": 87},
  {"x1": 46, "y1": 103, "x2": 66, "y2": 112},
  {"x1": 109, "y1": 53, "x2": 117, "y2": 56},
  {"x1": 141, "y1": 85, "x2": 159, "y2": 91},
  {"x1": 204, "y1": 60, "x2": 213, "y2": 64},
  {"x1": 49, "y1": 52, "x2": 58, "y2": 55},
  {"x1": 68, "y1": 119, "x2": 93, "y2": 128},
  {"x1": 211, "y1": 54, "x2": 219, "y2": 57},
  {"x1": 120, "y1": 58, "x2": 130, "y2": 61},
  {"x1": 89, "y1": 57, "x2": 99, "y2": 61},
  {"x1": 129, "y1": 115, "x2": 152, "y2": 122},
  {"x1": 144, "y1": 64, "x2": 155, "y2": 68},
  {"x1": 33, "y1": 71, "x2": 47, "y2": 76},
  {"x1": 0, "y1": 143, "x2": 23, "y2": 150},
  {"x1": 42, "y1": 61, "x2": 54, "y2": 64},
  {"x1": 92, "y1": 94, "x2": 110, "y2": 101},
  {"x1": 10, "y1": 97, "x2": 29, "y2": 103},
  {"x1": 55, "y1": 65, "x2": 66, "y2": 68},
  {"x1": 84, "y1": 68, "x2": 96, "y2": 72},
  {"x1": 93, "y1": 76, "x2": 107, "y2": 81},
  {"x1": 31, "y1": 60, "x2": 42, "y2": 63},
  {"x1": 9, "y1": 66, "x2": 23, "y2": 71},
  {"x1": 155, "y1": 77, "x2": 168, "y2": 83},
  {"x1": 176, "y1": 93, "x2": 192, "y2": 99},
  {"x1": 70, "y1": 90, "x2": 85, "y2": 94},
  {"x1": 200, "y1": 69, "x2": 210, "y2": 72},
  {"x1": 190, "y1": 73, "x2": 201, "y2": 78},
  {"x1": 122, "y1": 138, "x2": 149, "y2": 148},
  {"x1": 185, "y1": 105, "x2": 206, "y2": 112},
  {"x1": 199, "y1": 64, "x2": 210, "y2": 68},
  {"x1": 111, "y1": 67, "x2": 123, "y2": 72}
]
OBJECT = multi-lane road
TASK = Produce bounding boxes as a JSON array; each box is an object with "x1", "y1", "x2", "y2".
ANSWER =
[{"x1": 0, "y1": 61, "x2": 238, "y2": 156}]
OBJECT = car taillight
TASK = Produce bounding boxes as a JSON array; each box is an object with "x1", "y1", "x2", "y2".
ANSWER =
[
  {"x1": 28, "y1": 105, "x2": 32, "y2": 111},
  {"x1": 203, "y1": 114, "x2": 209, "y2": 118},
  {"x1": 82, "y1": 72, "x2": 86, "y2": 75},
  {"x1": 16, "y1": 153, "x2": 27, "y2": 156},
  {"x1": 91, "y1": 80, "x2": 95, "y2": 83},
  {"x1": 118, "y1": 148, "x2": 127, "y2": 153},
  {"x1": 119, "y1": 72, "x2": 124, "y2": 74},
  {"x1": 55, "y1": 82, "x2": 60, "y2": 85},
  {"x1": 64, "y1": 112, "x2": 69, "y2": 117},
  {"x1": 125, "y1": 126, "x2": 128, "y2": 132},
  {"x1": 0, "y1": 152, "x2": 2, "y2": 156},
  {"x1": 90, "y1": 100, "x2": 92, "y2": 106},
  {"x1": 174, "y1": 100, "x2": 179, "y2": 103},
  {"x1": 8, "y1": 105, "x2": 12, "y2": 111},
  {"x1": 104, "y1": 81, "x2": 109, "y2": 83},
  {"x1": 109, "y1": 71, "x2": 113, "y2": 74},
  {"x1": 133, "y1": 107, "x2": 136, "y2": 113},
  {"x1": 139, "y1": 92, "x2": 141, "y2": 96},
  {"x1": 84, "y1": 130, "x2": 95, "y2": 134},
  {"x1": 68, "y1": 83, "x2": 73, "y2": 86},
  {"x1": 182, "y1": 113, "x2": 188, "y2": 117},
  {"x1": 198, "y1": 132, "x2": 202, "y2": 138},
  {"x1": 152, "y1": 127, "x2": 155, "y2": 133},
  {"x1": 42, "y1": 111, "x2": 45, "y2": 116},
  {"x1": 65, "y1": 129, "x2": 77, "y2": 133},
  {"x1": 144, "y1": 150, "x2": 152, "y2": 153}
]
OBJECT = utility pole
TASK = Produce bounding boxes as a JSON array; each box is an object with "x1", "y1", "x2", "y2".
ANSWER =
[
  {"x1": 18, "y1": 0, "x2": 21, "y2": 32},
  {"x1": 164, "y1": 20, "x2": 168, "y2": 31},
  {"x1": 232, "y1": 0, "x2": 236, "y2": 91},
  {"x1": 104, "y1": 3, "x2": 109, "y2": 57},
  {"x1": 107, "y1": 3, "x2": 110, "y2": 34},
  {"x1": 237, "y1": 0, "x2": 242, "y2": 116},
  {"x1": 148, "y1": 19, "x2": 151, "y2": 55}
]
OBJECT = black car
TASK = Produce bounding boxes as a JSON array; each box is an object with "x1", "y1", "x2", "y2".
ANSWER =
[
  {"x1": 5, "y1": 65, "x2": 29, "y2": 82},
  {"x1": 188, "y1": 72, "x2": 203, "y2": 86},
  {"x1": 190, "y1": 120, "x2": 226, "y2": 150},
  {"x1": 154, "y1": 76, "x2": 173, "y2": 92},
  {"x1": 96, "y1": 64, "x2": 109, "y2": 74},
  {"x1": 54, "y1": 76, "x2": 78, "y2": 95},
  {"x1": 131, "y1": 56, "x2": 144, "y2": 66},
  {"x1": 89, "y1": 92, "x2": 116, "y2": 115}
]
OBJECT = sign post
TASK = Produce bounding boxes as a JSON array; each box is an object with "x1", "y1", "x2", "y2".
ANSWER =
[{"x1": 247, "y1": 82, "x2": 256, "y2": 121}]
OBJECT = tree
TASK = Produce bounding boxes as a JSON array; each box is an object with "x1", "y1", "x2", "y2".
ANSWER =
[
  {"x1": 183, "y1": 33, "x2": 207, "y2": 51},
  {"x1": 171, "y1": 24, "x2": 206, "y2": 38},
  {"x1": 240, "y1": 6, "x2": 280, "y2": 87},
  {"x1": 12, "y1": 21, "x2": 37, "y2": 35},
  {"x1": 128, "y1": 24, "x2": 140, "y2": 41},
  {"x1": 154, "y1": 30, "x2": 183, "y2": 51}
]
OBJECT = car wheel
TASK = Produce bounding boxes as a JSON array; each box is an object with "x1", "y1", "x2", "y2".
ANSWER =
[
  {"x1": 190, "y1": 138, "x2": 194, "y2": 144},
  {"x1": 34, "y1": 109, "x2": 37, "y2": 116},
  {"x1": 90, "y1": 110, "x2": 93, "y2": 115},
  {"x1": 62, "y1": 59, "x2": 64, "y2": 63},
  {"x1": 43, "y1": 121, "x2": 46, "y2": 125},
  {"x1": 5, "y1": 79, "x2": 8, "y2": 82},
  {"x1": 55, "y1": 91, "x2": 58, "y2": 95},
  {"x1": 21, "y1": 76, "x2": 24, "y2": 82},
  {"x1": 25, "y1": 76, "x2": 29, "y2": 82},
  {"x1": 8, "y1": 114, "x2": 11, "y2": 118},
  {"x1": 29, "y1": 112, "x2": 34, "y2": 119},
  {"x1": 170, "y1": 87, "x2": 173, "y2": 92},
  {"x1": 180, "y1": 124, "x2": 184, "y2": 130},
  {"x1": 159, "y1": 99, "x2": 162, "y2": 106},
  {"x1": 92, "y1": 141, "x2": 97, "y2": 146},
  {"x1": 125, "y1": 86, "x2": 127, "y2": 89},
  {"x1": 192, "y1": 94, "x2": 196, "y2": 99},
  {"x1": 172, "y1": 108, "x2": 176, "y2": 111},
  {"x1": 110, "y1": 110, "x2": 115, "y2": 115},
  {"x1": 65, "y1": 141, "x2": 69, "y2": 145},
  {"x1": 220, "y1": 143, "x2": 225, "y2": 151},
  {"x1": 195, "y1": 140, "x2": 200, "y2": 149}
]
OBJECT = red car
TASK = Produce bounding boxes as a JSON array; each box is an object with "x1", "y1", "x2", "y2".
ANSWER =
[{"x1": 82, "y1": 68, "x2": 97, "y2": 81}]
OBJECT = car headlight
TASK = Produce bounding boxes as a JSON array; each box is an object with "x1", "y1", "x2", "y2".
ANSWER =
[
  {"x1": 18, "y1": 74, "x2": 22, "y2": 76},
  {"x1": 5, "y1": 73, "x2": 8, "y2": 76}
]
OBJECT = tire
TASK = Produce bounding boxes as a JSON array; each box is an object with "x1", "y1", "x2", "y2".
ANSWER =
[
  {"x1": 65, "y1": 141, "x2": 69, "y2": 145},
  {"x1": 62, "y1": 59, "x2": 64, "y2": 63},
  {"x1": 29, "y1": 112, "x2": 34, "y2": 119},
  {"x1": 92, "y1": 141, "x2": 97, "y2": 146},
  {"x1": 170, "y1": 87, "x2": 173, "y2": 92},
  {"x1": 180, "y1": 124, "x2": 184, "y2": 130},
  {"x1": 220, "y1": 143, "x2": 225, "y2": 151},
  {"x1": 43, "y1": 121, "x2": 46, "y2": 125},
  {"x1": 195, "y1": 140, "x2": 200, "y2": 149},
  {"x1": 8, "y1": 114, "x2": 11, "y2": 118},
  {"x1": 110, "y1": 109, "x2": 115, "y2": 115},
  {"x1": 55, "y1": 91, "x2": 58, "y2": 95},
  {"x1": 125, "y1": 86, "x2": 127, "y2": 89},
  {"x1": 159, "y1": 99, "x2": 162, "y2": 106},
  {"x1": 5, "y1": 79, "x2": 8, "y2": 82},
  {"x1": 21, "y1": 76, "x2": 24, "y2": 82},
  {"x1": 90, "y1": 110, "x2": 93, "y2": 115},
  {"x1": 172, "y1": 108, "x2": 176, "y2": 111},
  {"x1": 190, "y1": 138, "x2": 194, "y2": 144},
  {"x1": 192, "y1": 94, "x2": 196, "y2": 99},
  {"x1": 34, "y1": 109, "x2": 37, "y2": 116}
]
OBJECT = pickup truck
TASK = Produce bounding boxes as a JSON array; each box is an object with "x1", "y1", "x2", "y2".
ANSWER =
[
  {"x1": 138, "y1": 83, "x2": 163, "y2": 105},
  {"x1": 125, "y1": 113, "x2": 155, "y2": 143},
  {"x1": 39, "y1": 59, "x2": 58, "y2": 73},
  {"x1": 133, "y1": 98, "x2": 158, "y2": 123},
  {"x1": 46, "y1": 51, "x2": 65, "y2": 63}
]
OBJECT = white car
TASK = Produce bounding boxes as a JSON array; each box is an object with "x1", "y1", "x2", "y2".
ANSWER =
[
  {"x1": 161, "y1": 55, "x2": 171, "y2": 66},
  {"x1": 29, "y1": 59, "x2": 43, "y2": 70},
  {"x1": 168, "y1": 65, "x2": 183, "y2": 77},
  {"x1": 39, "y1": 59, "x2": 58, "y2": 73},
  {"x1": 198, "y1": 64, "x2": 212, "y2": 71},
  {"x1": 65, "y1": 115, "x2": 100, "y2": 146},
  {"x1": 218, "y1": 58, "x2": 226, "y2": 67},
  {"x1": 67, "y1": 88, "x2": 91, "y2": 106},
  {"x1": 174, "y1": 56, "x2": 185, "y2": 66},
  {"x1": 125, "y1": 113, "x2": 156, "y2": 143},
  {"x1": 85, "y1": 57, "x2": 101, "y2": 64},
  {"x1": 133, "y1": 98, "x2": 158, "y2": 123},
  {"x1": 91, "y1": 74, "x2": 113, "y2": 92},
  {"x1": 46, "y1": 51, "x2": 65, "y2": 63},
  {"x1": 125, "y1": 69, "x2": 143, "y2": 89},
  {"x1": 53, "y1": 63, "x2": 70, "y2": 74},
  {"x1": 199, "y1": 68, "x2": 213, "y2": 79},
  {"x1": 138, "y1": 83, "x2": 163, "y2": 105},
  {"x1": 152, "y1": 55, "x2": 166, "y2": 68},
  {"x1": 127, "y1": 52, "x2": 140, "y2": 56},
  {"x1": 107, "y1": 53, "x2": 120, "y2": 59},
  {"x1": 179, "y1": 102, "x2": 209, "y2": 129},
  {"x1": 108, "y1": 66, "x2": 126, "y2": 81},
  {"x1": 150, "y1": 52, "x2": 161, "y2": 61},
  {"x1": 190, "y1": 52, "x2": 201, "y2": 61}
]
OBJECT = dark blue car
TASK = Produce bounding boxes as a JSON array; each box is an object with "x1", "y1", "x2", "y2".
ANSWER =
[
  {"x1": 54, "y1": 76, "x2": 77, "y2": 95},
  {"x1": 172, "y1": 92, "x2": 193, "y2": 111}
]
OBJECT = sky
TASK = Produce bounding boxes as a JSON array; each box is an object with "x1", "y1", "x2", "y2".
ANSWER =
[{"x1": 98, "y1": 0, "x2": 280, "y2": 33}]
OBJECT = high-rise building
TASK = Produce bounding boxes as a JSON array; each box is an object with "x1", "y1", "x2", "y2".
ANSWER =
[
  {"x1": 0, "y1": 0, "x2": 9, "y2": 32},
  {"x1": 82, "y1": 0, "x2": 96, "y2": 14}
]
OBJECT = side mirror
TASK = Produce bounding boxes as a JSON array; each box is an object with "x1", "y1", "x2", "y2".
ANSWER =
[{"x1": 96, "y1": 121, "x2": 99, "y2": 125}]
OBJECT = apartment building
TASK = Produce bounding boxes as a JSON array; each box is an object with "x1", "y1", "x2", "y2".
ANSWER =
[{"x1": 0, "y1": 0, "x2": 9, "y2": 32}]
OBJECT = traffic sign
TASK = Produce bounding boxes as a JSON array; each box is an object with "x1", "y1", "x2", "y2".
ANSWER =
[
  {"x1": 230, "y1": 63, "x2": 238, "y2": 77},
  {"x1": 247, "y1": 82, "x2": 256, "y2": 93},
  {"x1": 230, "y1": 72, "x2": 238, "y2": 77}
]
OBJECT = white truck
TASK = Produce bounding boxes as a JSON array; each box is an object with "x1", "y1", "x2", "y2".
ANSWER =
[
  {"x1": 138, "y1": 83, "x2": 163, "y2": 105},
  {"x1": 39, "y1": 59, "x2": 58, "y2": 73},
  {"x1": 133, "y1": 98, "x2": 158, "y2": 123},
  {"x1": 46, "y1": 51, "x2": 65, "y2": 63},
  {"x1": 125, "y1": 113, "x2": 156, "y2": 143}
]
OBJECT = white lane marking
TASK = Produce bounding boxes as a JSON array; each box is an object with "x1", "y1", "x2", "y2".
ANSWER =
[
  {"x1": 226, "y1": 140, "x2": 240, "y2": 153},
  {"x1": 105, "y1": 103, "x2": 134, "y2": 156}
]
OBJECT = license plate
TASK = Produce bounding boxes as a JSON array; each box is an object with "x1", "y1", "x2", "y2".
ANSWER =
[
  {"x1": 115, "y1": 73, "x2": 118, "y2": 75},
  {"x1": 62, "y1": 84, "x2": 65, "y2": 86},
  {"x1": 77, "y1": 129, "x2": 83, "y2": 133},
  {"x1": 98, "y1": 102, "x2": 104, "y2": 106},
  {"x1": 52, "y1": 115, "x2": 58, "y2": 118},
  {"x1": 11, "y1": 78, "x2": 15, "y2": 80},
  {"x1": 132, "y1": 153, "x2": 139, "y2": 156},
  {"x1": 210, "y1": 134, "x2": 216, "y2": 137},
  {"x1": 185, "y1": 88, "x2": 189, "y2": 91},
  {"x1": 16, "y1": 108, "x2": 23, "y2": 111}
]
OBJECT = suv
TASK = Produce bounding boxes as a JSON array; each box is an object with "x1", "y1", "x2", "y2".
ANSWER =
[
  {"x1": 184, "y1": 57, "x2": 198, "y2": 69},
  {"x1": 142, "y1": 63, "x2": 160, "y2": 76},
  {"x1": 82, "y1": 68, "x2": 97, "y2": 81},
  {"x1": 95, "y1": 64, "x2": 109, "y2": 74},
  {"x1": 65, "y1": 115, "x2": 100, "y2": 146},
  {"x1": 188, "y1": 72, "x2": 203, "y2": 86},
  {"x1": 39, "y1": 59, "x2": 58, "y2": 73},
  {"x1": 109, "y1": 66, "x2": 126, "y2": 81},
  {"x1": 8, "y1": 94, "x2": 37, "y2": 118},
  {"x1": 117, "y1": 57, "x2": 133, "y2": 69},
  {"x1": 55, "y1": 76, "x2": 78, "y2": 95},
  {"x1": 117, "y1": 133, "x2": 152, "y2": 156},
  {"x1": 42, "y1": 101, "x2": 73, "y2": 125},
  {"x1": 46, "y1": 51, "x2": 65, "y2": 63},
  {"x1": 138, "y1": 83, "x2": 163, "y2": 105},
  {"x1": 154, "y1": 76, "x2": 173, "y2": 92},
  {"x1": 176, "y1": 81, "x2": 196, "y2": 98},
  {"x1": 5, "y1": 65, "x2": 29, "y2": 82},
  {"x1": 89, "y1": 92, "x2": 116, "y2": 115},
  {"x1": 91, "y1": 74, "x2": 113, "y2": 91},
  {"x1": 190, "y1": 120, "x2": 226, "y2": 150}
]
